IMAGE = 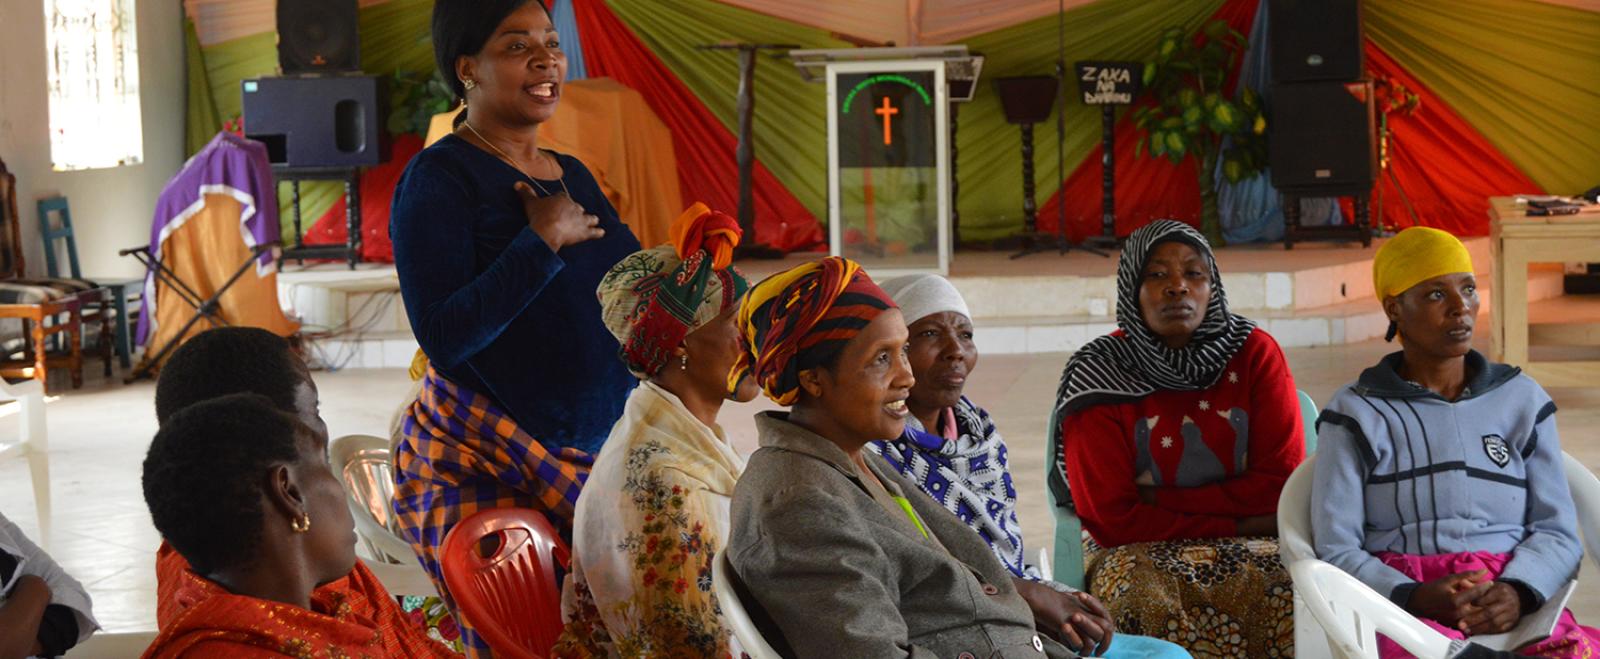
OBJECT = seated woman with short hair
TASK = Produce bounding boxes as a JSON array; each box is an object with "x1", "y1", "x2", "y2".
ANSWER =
[
  {"x1": 1055, "y1": 220, "x2": 1303, "y2": 657},
  {"x1": 1312, "y1": 227, "x2": 1598, "y2": 658},
  {"x1": 140, "y1": 393, "x2": 457, "y2": 658},
  {"x1": 727, "y1": 257, "x2": 1078, "y2": 658}
]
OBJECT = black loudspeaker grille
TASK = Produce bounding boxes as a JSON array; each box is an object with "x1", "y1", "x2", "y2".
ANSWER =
[
  {"x1": 1268, "y1": 0, "x2": 1363, "y2": 82},
  {"x1": 1269, "y1": 80, "x2": 1376, "y2": 194},
  {"x1": 277, "y1": 0, "x2": 359, "y2": 73},
  {"x1": 242, "y1": 75, "x2": 385, "y2": 168}
]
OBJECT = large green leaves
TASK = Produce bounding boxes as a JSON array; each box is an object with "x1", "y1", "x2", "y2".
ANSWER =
[{"x1": 1128, "y1": 15, "x2": 1269, "y2": 243}]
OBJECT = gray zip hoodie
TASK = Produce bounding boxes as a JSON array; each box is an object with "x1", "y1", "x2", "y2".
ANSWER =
[{"x1": 1310, "y1": 350, "x2": 1581, "y2": 609}]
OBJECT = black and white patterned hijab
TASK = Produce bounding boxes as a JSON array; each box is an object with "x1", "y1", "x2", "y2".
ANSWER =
[{"x1": 1055, "y1": 220, "x2": 1256, "y2": 416}]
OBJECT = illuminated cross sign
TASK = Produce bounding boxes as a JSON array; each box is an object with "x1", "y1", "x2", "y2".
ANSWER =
[
  {"x1": 837, "y1": 71, "x2": 935, "y2": 167},
  {"x1": 807, "y1": 52, "x2": 953, "y2": 276},
  {"x1": 1074, "y1": 60, "x2": 1143, "y2": 105},
  {"x1": 876, "y1": 97, "x2": 899, "y2": 145}
]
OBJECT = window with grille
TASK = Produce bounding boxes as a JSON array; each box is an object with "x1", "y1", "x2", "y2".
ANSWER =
[{"x1": 45, "y1": 0, "x2": 143, "y2": 171}]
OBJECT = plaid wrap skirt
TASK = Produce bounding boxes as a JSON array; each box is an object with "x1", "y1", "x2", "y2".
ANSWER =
[{"x1": 393, "y1": 366, "x2": 594, "y2": 655}]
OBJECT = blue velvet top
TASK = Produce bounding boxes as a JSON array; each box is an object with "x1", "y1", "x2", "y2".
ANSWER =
[{"x1": 390, "y1": 134, "x2": 640, "y2": 455}]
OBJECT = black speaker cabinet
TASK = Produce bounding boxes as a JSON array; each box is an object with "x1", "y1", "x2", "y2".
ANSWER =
[
  {"x1": 242, "y1": 75, "x2": 385, "y2": 168},
  {"x1": 277, "y1": 0, "x2": 359, "y2": 73},
  {"x1": 1268, "y1": 0, "x2": 1364, "y2": 82},
  {"x1": 1269, "y1": 80, "x2": 1376, "y2": 194}
]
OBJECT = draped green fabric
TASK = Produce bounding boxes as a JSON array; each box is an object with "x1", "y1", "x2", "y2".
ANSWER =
[
  {"x1": 1365, "y1": 0, "x2": 1600, "y2": 195},
  {"x1": 196, "y1": 33, "x2": 279, "y2": 131},
  {"x1": 358, "y1": 0, "x2": 437, "y2": 77},
  {"x1": 604, "y1": 0, "x2": 848, "y2": 224},
  {"x1": 184, "y1": 19, "x2": 222, "y2": 157},
  {"x1": 955, "y1": 0, "x2": 1223, "y2": 241}
]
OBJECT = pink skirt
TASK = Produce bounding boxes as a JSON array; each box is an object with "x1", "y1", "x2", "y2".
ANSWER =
[{"x1": 1374, "y1": 551, "x2": 1599, "y2": 659}]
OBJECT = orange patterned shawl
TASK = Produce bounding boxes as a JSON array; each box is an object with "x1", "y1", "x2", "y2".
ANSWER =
[{"x1": 145, "y1": 548, "x2": 458, "y2": 658}]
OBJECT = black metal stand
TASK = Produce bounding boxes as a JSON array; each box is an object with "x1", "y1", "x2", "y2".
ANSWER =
[
  {"x1": 1013, "y1": 7, "x2": 1109, "y2": 260},
  {"x1": 700, "y1": 43, "x2": 797, "y2": 260},
  {"x1": 1283, "y1": 192, "x2": 1373, "y2": 249},
  {"x1": 1082, "y1": 105, "x2": 1120, "y2": 252},
  {"x1": 275, "y1": 165, "x2": 362, "y2": 269},
  {"x1": 950, "y1": 102, "x2": 961, "y2": 247},
  {"x1": 120, "y1": 242, "x2": 277, "y2": 382},
  {"x1": 1009, "y1": 122, "x2": 1071, "y2": 260}
]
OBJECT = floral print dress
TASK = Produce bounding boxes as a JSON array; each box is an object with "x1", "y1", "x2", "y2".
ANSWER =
[{"x1": 554, "y1": 382, "x2": 747, "y2": 659}]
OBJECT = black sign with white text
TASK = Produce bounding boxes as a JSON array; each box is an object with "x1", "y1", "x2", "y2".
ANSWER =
[{"x1": 1075, "y1": 61, "x2": 1143, "y2": 105}]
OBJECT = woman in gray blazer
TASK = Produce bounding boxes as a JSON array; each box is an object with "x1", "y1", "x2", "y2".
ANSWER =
[{"x1": 725, "y1": 257, "x2": 1092, "y2": 659}]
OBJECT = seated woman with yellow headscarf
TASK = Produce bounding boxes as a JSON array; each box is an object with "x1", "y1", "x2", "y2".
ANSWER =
[
  {"x1": 553, "y1": 204, "x2": 757, "y2": 657},
  {"x1": 726, "y1": 257, "x2": 1083, "y2": 658},
  {"x1": 1312, "y1": 227, "x2": 1598, "y2": 658}
]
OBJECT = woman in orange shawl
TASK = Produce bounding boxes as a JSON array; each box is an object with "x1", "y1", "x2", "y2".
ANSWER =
[{"x1": 140, "y1": 393, "x2": 458, "y2": 658}]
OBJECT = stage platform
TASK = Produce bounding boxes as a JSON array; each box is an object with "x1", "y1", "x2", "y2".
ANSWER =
[{"x1": 277, "y1": 237, "x2": 1566, "y2": 366}]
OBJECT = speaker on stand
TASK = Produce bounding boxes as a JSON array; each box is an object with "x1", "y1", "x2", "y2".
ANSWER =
[
  {"x1": 1266, "y1": 0, "x2": 1377, "y2": 248},
  {"x1": 241, "y1": 0, "x2": 378, "y2": 269},
  {"x1": 995, "y1": 76, "x2": 1068, "y2": 259}
]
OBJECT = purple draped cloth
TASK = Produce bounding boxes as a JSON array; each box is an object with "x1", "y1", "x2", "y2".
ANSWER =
[{"x1": 136, "y1": 133, "x2": 280, "y2": 346}]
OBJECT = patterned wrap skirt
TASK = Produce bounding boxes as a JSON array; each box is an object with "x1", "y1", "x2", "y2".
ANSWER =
[
  {"x1": 393, "y1": 366, "x2": 594, "y2": 655},
  {"x1": 1086, "y1": 535, "x2": 1295, "y2": 658}
]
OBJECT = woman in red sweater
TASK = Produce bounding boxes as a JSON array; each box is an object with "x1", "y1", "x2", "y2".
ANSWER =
[{"x1": 1055, "y1": 220, "x2": 1304, "y2": 658}]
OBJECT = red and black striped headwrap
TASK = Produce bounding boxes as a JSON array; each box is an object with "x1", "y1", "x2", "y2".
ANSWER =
[{"x1": 732, "y1": 257, "x2": 896, "y2": 406}]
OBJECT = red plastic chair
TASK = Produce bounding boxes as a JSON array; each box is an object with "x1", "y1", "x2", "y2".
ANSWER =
[{"x1": 440, "y1": 507, "x2": 570, "y2": 659}]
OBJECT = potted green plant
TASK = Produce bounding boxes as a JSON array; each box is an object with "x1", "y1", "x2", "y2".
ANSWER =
[
  {"x1": 1132, "y1": 20, "x2": 1268, "y2": 246},
  {"x1": 389, "y1": 70, "x2": 459, "y2": 138}
]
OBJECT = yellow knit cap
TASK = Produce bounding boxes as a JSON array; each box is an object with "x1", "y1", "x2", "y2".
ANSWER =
[{"x1": 1372, "y1": 227, "x2": 1474, "y2": 300}]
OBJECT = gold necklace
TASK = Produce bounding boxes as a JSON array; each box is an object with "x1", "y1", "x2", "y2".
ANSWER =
[{"x1": 462, "y1": 121, "x2": 569, "y2": 197}]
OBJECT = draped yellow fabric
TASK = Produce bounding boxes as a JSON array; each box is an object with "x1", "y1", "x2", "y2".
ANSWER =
[
  {"x1": 1365, "y1": 0, "x2": 1600, "y2": 195},
  {"x1": 147, "y1": 194, "x2": 299, "y2": 368},
  {"x1": 537, "y1": 78, "x2": 684, "y2": 249}
]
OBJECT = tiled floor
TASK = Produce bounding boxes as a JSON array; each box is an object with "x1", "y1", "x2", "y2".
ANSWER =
[{"x1": 1, "y1": 335, "x2": 1595, "y2": 646}]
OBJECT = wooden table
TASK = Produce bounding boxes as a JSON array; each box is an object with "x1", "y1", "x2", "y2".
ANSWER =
[{"x1": 1488, "y1": 196, "x2": 1600, "y2": 386}]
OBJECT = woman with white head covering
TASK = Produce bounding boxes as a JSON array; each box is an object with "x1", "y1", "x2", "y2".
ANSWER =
[{"x1": 873, "y1": 273, "x2": 1191, "y2": 659}]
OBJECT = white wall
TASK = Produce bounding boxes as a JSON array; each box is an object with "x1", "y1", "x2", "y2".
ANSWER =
[{"x1": 0, "y1": 0, "x2": 185, "y2": 279}]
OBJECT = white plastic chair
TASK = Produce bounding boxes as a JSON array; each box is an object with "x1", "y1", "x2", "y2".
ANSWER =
[
  {"x1": 329, "y1": 433, "x2": 438, "y2": 598},
  {"x1": 1289, "y1": 559, "x2": 1458, "y2": 658},
  {"x1": 711, "y1": 548, "x2": 782, "y2": 659},
  {"x1": 0, "y1": 379, "x2": 49, "y2": 547},
  {"x1": 1281, "y1": 451, "x2": 1600, "y2": 659}
]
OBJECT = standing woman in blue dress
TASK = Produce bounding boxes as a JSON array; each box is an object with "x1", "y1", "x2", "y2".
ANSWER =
[{"x1": 388, "y1": 1, "x2": 640, "y2": 653}]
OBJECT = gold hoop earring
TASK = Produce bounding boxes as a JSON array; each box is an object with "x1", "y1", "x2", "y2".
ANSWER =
[{"x1": 291, "y1": 513, "x2": 311, "y2": 534}]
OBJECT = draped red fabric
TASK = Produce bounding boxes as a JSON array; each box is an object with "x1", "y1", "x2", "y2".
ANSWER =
[
  {"x1": 1037, "y1": 0, "x2": 1260, "y2": 239},
  {"x1": 571, "y1": 0, "x2": 824, "y2": 252},
  {"x1": 303, "y1": 133, "x2": 423, "y2": 263},
  {"x1": 1358, "y1": 44, "x2": 1542, "y2": 236}
]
